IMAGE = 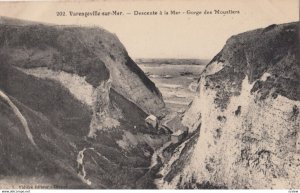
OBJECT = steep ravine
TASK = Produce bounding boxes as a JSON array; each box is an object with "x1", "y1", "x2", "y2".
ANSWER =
[{"x1": 1, "y1": 17, "x2": 298, "y2": 189}]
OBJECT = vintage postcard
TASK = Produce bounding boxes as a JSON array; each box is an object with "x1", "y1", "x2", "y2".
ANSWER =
[{"x1": 0, "y1": 0, "x2": 299, "y2": 190}]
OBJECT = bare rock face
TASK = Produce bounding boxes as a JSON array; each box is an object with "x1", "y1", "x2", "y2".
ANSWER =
[
  {"x1": 165, "y1": 22, "x2": 300, "y2": 189},
  {"x1": 0, "y1": 17, "x2": 165, "y2": 188}
]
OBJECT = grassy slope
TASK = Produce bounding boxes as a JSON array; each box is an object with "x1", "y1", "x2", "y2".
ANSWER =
[
  {"x1": 0, "y1": 18, "x2": 165, "y2": 116},
  {"x1": 0, "y1": 97, "x2": 88, "y2": 188},
  {"x1": 203, "y1": 22, "x2": 299, "y2": 110},
  {"x1": 0, "y1": 62, "x2": 160, "y2": 188},
  {"x1": 0, "y1": 18, "x2": 167, "y2": 188}
]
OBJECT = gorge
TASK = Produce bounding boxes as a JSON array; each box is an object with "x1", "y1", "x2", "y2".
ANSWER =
[{"x1": 0, "y1": 17, "x2": 299, "y2": 189}]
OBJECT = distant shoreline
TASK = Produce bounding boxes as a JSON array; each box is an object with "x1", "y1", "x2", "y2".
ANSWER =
[{"x1": 135, "y1": 58, "x2": 210, "y2": 65}]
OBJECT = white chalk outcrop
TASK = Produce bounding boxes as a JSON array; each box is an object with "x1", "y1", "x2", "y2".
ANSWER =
[{"x1": 164, "y1": 22, "x2": 300, "y2": 189}]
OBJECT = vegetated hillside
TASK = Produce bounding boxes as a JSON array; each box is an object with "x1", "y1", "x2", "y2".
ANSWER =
[
  {"x1": 160, "y1": 22, "x2": 300, "y2": 189},
  {"x1": 0, "y1": 16, "x2": 165, "y2": 117},
  {"x1": 0, "y1": 17, "x2": 166, "y2": 188}
]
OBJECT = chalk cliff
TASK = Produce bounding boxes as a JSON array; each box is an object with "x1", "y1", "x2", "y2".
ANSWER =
[{"x1": 161, "y1": 22, "x2": 300, "y2": 189}]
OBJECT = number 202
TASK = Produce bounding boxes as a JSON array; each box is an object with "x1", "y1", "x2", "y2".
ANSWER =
[{"x1": 56, "y1": 12, "x2": 66, "y2": 16}]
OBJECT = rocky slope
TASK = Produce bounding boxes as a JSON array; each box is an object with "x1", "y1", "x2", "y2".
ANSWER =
[
  {"x1": 160, "y1": 22, "x2": 300, "y2": 189},
  {"x1": 0, "y1": 17, "x2": 166, "y2": 188}
]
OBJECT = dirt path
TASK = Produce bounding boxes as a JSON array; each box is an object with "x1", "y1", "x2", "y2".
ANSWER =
[
  {"x1": 76, "y1": 147, "x2": 94, "y2": 185},
  {"x1": 0, "y1": 90, "x2": 36, "y2": 147},
  {"x1": 154, "y1": 130, "x2": 199, "y2": 188},
  {"x1": 150, "y1": 141, "x2": 172, "y2": 168}
]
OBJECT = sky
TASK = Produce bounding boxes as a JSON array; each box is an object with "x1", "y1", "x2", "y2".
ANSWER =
[{"x1": 0, "y1": 0, "x2": 298, "y2": 59}]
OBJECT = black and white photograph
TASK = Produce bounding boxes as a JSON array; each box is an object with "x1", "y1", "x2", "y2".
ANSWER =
[{"x1": 0, "y1": 0, "x2": 299, "y2": 191}]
